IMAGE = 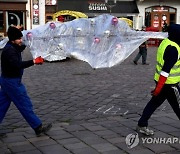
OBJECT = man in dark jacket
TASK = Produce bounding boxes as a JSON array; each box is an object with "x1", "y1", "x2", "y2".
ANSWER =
[
  {"x1": 0, "y1": 26, "x2": 52, "y2": 137},
  {"x1": 136, "y1": 24, "x2": 180, "y2": 136},
  {"x1": 133, "y1": 26, "x2": 149, "y2": 65}
]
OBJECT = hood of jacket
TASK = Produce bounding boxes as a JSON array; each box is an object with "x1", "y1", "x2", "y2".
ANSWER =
[{"x1": 168, "y1": 24, "x2": 180, "y2": 45}]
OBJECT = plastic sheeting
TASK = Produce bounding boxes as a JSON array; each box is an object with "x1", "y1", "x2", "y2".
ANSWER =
[{"x1": 0, "y1": 14, "x2": 168, "y2": 68}]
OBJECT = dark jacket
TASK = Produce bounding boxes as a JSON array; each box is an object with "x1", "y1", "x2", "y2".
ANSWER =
[
  {"x1": 161, "y1": 24, "x2": 180, "y2": 74},
  {"x1": 1, "y1": 41, "x2": 34, "y2": 78}
]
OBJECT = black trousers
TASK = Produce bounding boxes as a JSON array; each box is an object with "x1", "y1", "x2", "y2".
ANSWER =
[{"x1": 138, "y1": 83, "x2": 180, "y2": 127}]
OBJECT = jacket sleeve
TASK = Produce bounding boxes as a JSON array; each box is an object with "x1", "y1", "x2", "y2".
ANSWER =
[
  {"x1": 6, "y1": 47, "x2": 34, "y2": 69},
  {"x1": 162, "y1": 45, "x2": 178, "y2": 73}
]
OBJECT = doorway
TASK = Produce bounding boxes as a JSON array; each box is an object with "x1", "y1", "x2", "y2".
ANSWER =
[
  {"x1": 145, "y1": 6, "x2": 176, "y2": 32},
  {"x1": 151, "y1": 12, "x2": 169, "y2": 31}
]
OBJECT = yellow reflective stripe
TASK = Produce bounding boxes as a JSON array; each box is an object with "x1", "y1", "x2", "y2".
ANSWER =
[
  {"x1": 169, "y1": 73, "x2": 180, "y2": 77},
  {"x1": 156, "y1": 61, "x2": 162, "y2": 68},
  {"x1": 156, "y1": 61, "x2": 180, "y2": 69},
  {"x1": 155, "y1": 67, "x2": 180, "y2": 77},
  {"x1": 155, "y1": 68, "x2": 160, "y2": 75}
]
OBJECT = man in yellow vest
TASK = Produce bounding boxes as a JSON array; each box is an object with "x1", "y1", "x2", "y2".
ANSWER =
[{"x1": 136, "y1": 24, "x2": 180, "y2": 136}]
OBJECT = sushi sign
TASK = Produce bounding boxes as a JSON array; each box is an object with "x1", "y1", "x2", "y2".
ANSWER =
[{"x1": 88, "y1": 2, "x2": 107, "y2": 11}]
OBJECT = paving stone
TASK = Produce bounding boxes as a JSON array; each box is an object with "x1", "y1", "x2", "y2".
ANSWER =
[
  {"x1": 91, "y1": 143, "x2": 119, "y2": 152},
  {"x1": 167, "y1": 131, "x2": 180, "y2": 138},
  {"x1": 107, "y1": 137, "x2": 126, "y2": 144},
  {"x1": 170, "y1": 143, "x2": 180, "y2": 150},
  {"x1": 8, "y1": 141, "x2": 36, "y2": 153},
  {"x1": 16, "y1": 149, "x2": 42, "y2": 154},
  {"x1": 127, "y1": 149, "x2": 154, "y2": 154},
  {"x1": 71, "y1": 147, "x2": 99, "y2": 154},
  {"x1": 38, "y1": 144, "x2": 71, "y2": 154},
  {"x1": 72, "y1": 130, "x2": 98, "y2": 139},
  {"x1": 84, "y1": 125, "x2": 107, "y2": 131},
  {"x1": 31, "y1": 138, "x2": 57, "y2": 147},
  {"x1": 102, "y1": 149, "x2": 126, "y2": 154},
  {"x1": 80, "y1": 136, "x2": 107, "y2": 145},
  {"x1": 153, "y1": 116, "x2": 178, "y2": 124},
  {"x1": 163, "y1": 151, "x2": 180, "y2": 154},
  {"x1": 2, "y1": 135, "x2": 27, "y2": 143},
  {"x1": 94, "y1": 130, "x2": 118, "y2": 137},
  {"x1": 143, "y1": 143, "x2": 176, "y2": 153},
  {"x1": 63, "y1": 124, "x2": 86, "y2": 132},
  {"x1": 0, "y1": 145, "x2": 11, "y2": 154},
  {"x1": 153, "y1": 125, "x2": 179, "y2": 133},
  {"x1": 64, "y1": 142, "x2": 89, "y2": 150}
]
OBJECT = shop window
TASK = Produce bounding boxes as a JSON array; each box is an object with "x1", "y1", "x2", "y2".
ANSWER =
[
  {"x1": 7, "y1": 11, "x2": 25, "y2": 30},
  {"x1": 145, "y1": 12, "x2": 151, "y2": 27},
  {"x1": 45, "y1": 5, "x2": 57, "y2": 22},
  {"x1": 0, "y1": 11, "x2": 3, "y2": 30},
  {"x1": 169, "y1": 8, "x2": 176, "y2": 13},
  {"x1": 45, "y1": 5, "x2": 57, "y2": 13},
  {"x1": 45, "y1": 13, "x2": 53, "y2": 23}
]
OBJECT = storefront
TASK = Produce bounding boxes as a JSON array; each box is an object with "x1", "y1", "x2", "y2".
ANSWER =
[
  {"x1": 145, "y1": 6, "x2": 176, "y2": 31},
  {"x1": 137, "y1": 0, "x2": 179, "y2": 31},
  {"x1": 0, "y1": 0, "x2": 28, "y2": 36},
  {"x1": 45, "y1": 0, "x2": 139, "y2": 23}
]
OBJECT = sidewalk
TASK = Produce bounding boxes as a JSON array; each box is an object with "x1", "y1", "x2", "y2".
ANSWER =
[{"x1": 0, "y1": 47, "x2": 180, "y2": 154}]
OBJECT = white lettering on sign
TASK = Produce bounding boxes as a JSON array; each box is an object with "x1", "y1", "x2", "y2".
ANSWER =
[{"x1": 89, "y1": 3, "x2": 107, "y2": 11}]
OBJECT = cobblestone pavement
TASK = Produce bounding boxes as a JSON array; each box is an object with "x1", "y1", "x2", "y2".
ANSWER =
[{"x1": 0, "y1": 47, "x2": 180, "y2": 154}]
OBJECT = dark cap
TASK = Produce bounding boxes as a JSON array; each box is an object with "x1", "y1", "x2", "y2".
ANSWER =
[{"x1": 7, "y1": 26, "x2": 23, "y2": 41}]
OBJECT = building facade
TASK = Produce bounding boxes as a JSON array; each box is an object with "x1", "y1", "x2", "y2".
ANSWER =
[
  {"x1": 137, "y1": 0, "x2": 180, "y2": 30},
  {"x1": 0, "y1": 0, "x2": 180, "y2": 36}
]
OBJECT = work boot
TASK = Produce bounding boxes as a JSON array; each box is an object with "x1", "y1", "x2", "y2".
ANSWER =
[
  {"x1": 0, "y1": 133, "x2": 7, "y2": 138},
  {"x1": 142, "y1": 63, "x2": 149, "y2": 65},
  {"x1": 34, "y1": 123, "x2": 52, "y2": 137},
  {"x1": 133, "y1": 61, "x2": 138, "y2": 65},
  {"x1": 136, "y1": 125, "x2": 154, "y2": 136}
]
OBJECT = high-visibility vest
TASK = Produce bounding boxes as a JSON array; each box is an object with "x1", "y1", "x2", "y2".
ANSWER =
[{"x1": 154, "y1": 38, "x2": 180, "y2": 84}]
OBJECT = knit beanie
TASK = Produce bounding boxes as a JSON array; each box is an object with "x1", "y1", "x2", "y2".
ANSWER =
[{"x1": 7, "y1": 26, "x2": 23, "y2": 41}]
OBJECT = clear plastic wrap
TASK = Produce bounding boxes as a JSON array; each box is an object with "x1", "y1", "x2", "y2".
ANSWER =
[{"x1": 1, "y1": 14, "x2": 168, "y2": 68}]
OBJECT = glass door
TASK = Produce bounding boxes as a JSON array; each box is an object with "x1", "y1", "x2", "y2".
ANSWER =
[{"x1": 151, "y1": 12, "x2": 169, "y2": 31}]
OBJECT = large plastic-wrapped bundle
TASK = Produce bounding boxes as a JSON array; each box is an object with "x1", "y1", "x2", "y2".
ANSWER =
[{"x1": 0, "y1": 14, "x2": 168, "y2": 68}]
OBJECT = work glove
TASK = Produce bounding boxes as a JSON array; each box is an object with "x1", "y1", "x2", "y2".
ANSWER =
[
  {"x1": 151, "y1": 75, "x2": 167, "y2": 96},
  {"x1": 33, "y1": 56, "x2": 44, "y2": 64}
]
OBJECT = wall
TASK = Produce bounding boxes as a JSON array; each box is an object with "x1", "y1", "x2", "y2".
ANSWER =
[{"x1": 31, "y1": 0, "x2": 45, "y2": 29}]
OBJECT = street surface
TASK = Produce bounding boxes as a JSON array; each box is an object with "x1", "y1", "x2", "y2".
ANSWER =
[{"x1": 0, "y1": 47, "x2": 180, "y2": 154}]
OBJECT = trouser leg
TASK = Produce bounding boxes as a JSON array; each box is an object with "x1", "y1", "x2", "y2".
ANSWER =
[
  {"x1": 138, "y1": 88, "x2": 166, "y2": 127},
  {"x1": 134, "y1": 50, "x2": 142, "y2": 62},
  {"x1": 1, "y1": 78, "x2": 42, "y2": 129},
  {"x1": 142, "y1": 49, "x2": 147, "y2": 64},
  {"x1": 0, "y1": 89, "x2": 11, "y2": 123},
  {"x1": 167, "y1": 84, "x2": 180, "y2": 120}
]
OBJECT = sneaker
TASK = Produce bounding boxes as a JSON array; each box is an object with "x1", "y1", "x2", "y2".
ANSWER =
[
  {"x1": 136, "y1": 125, "x2": 154, "y2": 136},
  {"x1": 35, "y1": 123, "x2": 52, "y2": 137},
  {"x1": 133, "y1": 61, "x2": 137, "y2": 65}
]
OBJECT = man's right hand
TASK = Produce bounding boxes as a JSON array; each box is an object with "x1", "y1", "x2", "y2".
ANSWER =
[{"x1": 33, "y1": 56, "x2": 44, "y2": 64}]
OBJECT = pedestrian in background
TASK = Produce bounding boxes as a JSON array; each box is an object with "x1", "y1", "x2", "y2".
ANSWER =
[
  {"x1": 133, "y1": 26, "x2": 149, "y2": 65},
  {"x1": 0, "y1": 26, "x2": 52, "y2": 137},
  {"x1": 136, "y1": 24, "x2": 180, "y2": 136}
]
